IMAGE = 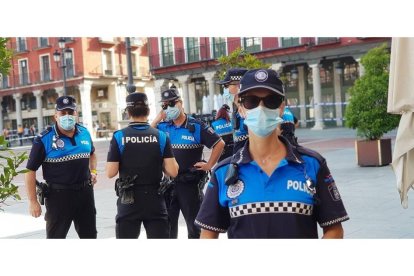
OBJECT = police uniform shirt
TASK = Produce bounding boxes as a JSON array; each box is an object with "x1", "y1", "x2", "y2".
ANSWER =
[
  {"x1": 157, "y1": 115, "x2": 222, "y2": 174},
  {"x1": 195, "y1": 137, "x2": 349, "y2": 238},
  {"x1": 26, "y1": 124, "x2": 95, "y2": 186},
  {"x1": 233, "y1": 112, "x2": 248, "y2": 152},
  {"x1": 107, "y1": 122, "x2": 173, "y2": 183},
  {"x1": 211, "y1": 118, "x2": 233, "y2": 145},
  {"x1": 282, "y1": 106, "x2": 295, "y2": 123}
]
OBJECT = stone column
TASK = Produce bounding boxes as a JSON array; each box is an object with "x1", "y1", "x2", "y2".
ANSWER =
[
  {"x1": 333, "y1": 61, "x2": 343, "y2": 127},
  {"x1": 0, "y1": 96, "x2": 3, "y2": 132},
  {"x1": 297, "y1": 66, "x2": 307, "y2": 128},
  {"x1": 203, "y1": 71, "x2": 216, "y2": 113},
  {"x1": 13, "y1": 93, "x2": 23, "y2": 127},
  {"x1": 188, "y1": 82, "x2": 197, "y2": 114},
  {"x1": 356, "y1": 57, "x2": 365, "y2": 77},
  {"x1": 271, "y1": 62, "x2": 284, "y2": 75},
  {"x1": 154, "y1": 79, "x2": 168, "y2": 114},
  {"x1": 33, "y1": 90, "x2": 44, "y2": 131},
  {"x1": 176, "y1": 75, "x2": 190, "y2": 113},
  {"x1": 56, "y1": 88, "x2": 64, "y2": 97},
  {"x1": 309, "y1": 63, "x2": 324, "y2": 130},
  {"x1": 79, "y1": 81, "x2": 93, "y2": 134}
]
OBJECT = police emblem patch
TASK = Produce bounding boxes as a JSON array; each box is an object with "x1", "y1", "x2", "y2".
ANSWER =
[
  {"x1": 207, "y1": 127, "x2": 214, "y2": 134},
  {"x1": 163, "y1": 92, "x2": 169, "y2": 97},
  {"x1": 227, "y1": 180, "x2": 245, "y2": 199},
  {"x1": 255, "y1": 70, "x2": 268, "y2": 82},
  {"x1": 63, "y1": 98, "x2": 69, "y2": 104},
  {"x1": 328, "y1": 183, "x2": 341, "y2": 201},
  {"x1": 56, "y1": 138, "x2": 65, "y2": 149}
]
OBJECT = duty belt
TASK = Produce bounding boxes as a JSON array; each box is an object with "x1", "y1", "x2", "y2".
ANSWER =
[{"x1": 47, "y1": 180, "x2": 91, "y2": 190}]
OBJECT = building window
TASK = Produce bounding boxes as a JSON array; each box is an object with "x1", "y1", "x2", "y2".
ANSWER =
[
  {"x1": 39, "y1": 37, "x2": 49, "y2": 47},
  {"x1": 41, "y1": 55, "x2": 51, "y2": 81},
  {"x1": 344, "y1": 63, "x2": 359, "y2": 84},
  {"x1": 161, "y1": 37, "x2": 174, "y2": 66},
  {"x1": 65, "y1": 49, "x2": 74, "y2": 78},
  {"x1": 212, "y1": 37, "x2": 226, "y2": 58},
  {"x1": 131, "y1": 53, "x2": 137, "y2": 76},
  {"x1": 281, "y1": 37, "x2": 300, "y2": 48},
  {"x1": 186, "y1": 37, "x2": 199, "y2": 62},
  {"x1": 243, "y1": 37, "x2": 261, "y2": 52},
  {"x1": 316, "y1": 37, "x2": 339, "y2": 44},
  {"x1": 1, "y1": 75, "x2": 9, "y2": 89},
  {"x1": 19, "y1": 59, "x2": 29, "y2": 85},
  {"x1": 103, "y1": 49, "x2": 113, "y2": 75},
  {"x1": 16, "y1": 37, "x2": 27, "y2": 52}
]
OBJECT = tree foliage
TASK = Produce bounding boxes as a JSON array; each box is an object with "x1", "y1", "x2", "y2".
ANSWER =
[
  {"x1": 0, "y1": 37, "x2": 13, "y2": 77},
  {"x1": 216, "y1": 47, "x2": 271, "y2": 79},
  {"x1": 345, "y1": 43, "x2": 400, "y2": 140},
  {"x1": 0, "y1": 136, "x2": 29, "y2": 211}
]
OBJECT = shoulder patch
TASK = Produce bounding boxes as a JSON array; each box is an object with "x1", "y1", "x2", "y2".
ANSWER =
[
  {"x1": 207, "y1": 127, "x2": 215, "y2": 134},
  {"x1": 295, "y1": 145, "x2": 325, "y2": 164}
]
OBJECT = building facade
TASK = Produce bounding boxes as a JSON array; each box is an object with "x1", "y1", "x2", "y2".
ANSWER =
[
  {"x1": 0, "y1": 37, "x2": 153, "y2": 137},
  {"x1": 148, "y1": 37, "x2": 390, "y2": 128}
]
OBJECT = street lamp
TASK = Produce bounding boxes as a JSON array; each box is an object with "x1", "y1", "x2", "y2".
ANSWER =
[
  {"x1": 53, "y1": 38, "x2": 72, "y2": 96},
  {"x1": 125, "y1": 37, "x2": 136, "y2": 94}
]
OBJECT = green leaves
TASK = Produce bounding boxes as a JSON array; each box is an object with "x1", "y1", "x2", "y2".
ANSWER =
[
  {"x1": 0, "y1": 37, "x2": 13, "y2": 77},
  {"x1": 345, "y1": 43, "x2": 400, "y2": 140},
  {"x1": 216, "y1": 47, "x2": 271, "y2": 80},
  {"x1": 0, "y1": 137, "x2": 29, "y2": 211}
]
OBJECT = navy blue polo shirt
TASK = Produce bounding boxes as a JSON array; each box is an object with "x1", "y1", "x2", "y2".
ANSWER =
[
  {"x1": 233, "y1": 113, "x2": 248, "y2": 152},
  {"x1": 195, "y1": 137, "x2": 349, "y2": 238},
  {"x1": 26, "y1": 124, "x2": 95, "y2": 186},
  {"x1": 157, "y1": 115, "x2": 222, "y2": 174}
]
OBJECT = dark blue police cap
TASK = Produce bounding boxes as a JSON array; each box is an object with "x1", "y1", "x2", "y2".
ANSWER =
[
  {"x1": 239, "y1": 69, "x2": 285, "y2": 96},
  {"x1": 55, "y1": 96, "x2": 77, "y2": 111},
  {"x1": 160, "y1": 87, "x2": 180, "y2": 102},
  {"x1": 126, "y1": 92, "x2": 148, "y2": 106},
  {"x1": 217, "y1": 68, "x2": 248, "y2": 85}
]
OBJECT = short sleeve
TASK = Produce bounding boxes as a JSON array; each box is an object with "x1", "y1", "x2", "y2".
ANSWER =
[
  {"x1": 26, "y1": 137, "x2": 46, "y2": 171},
  {"x1": 199, "y1": 121, "x2": 222, "y2": 149},
  {"x1": 107, "y1": 136, "x2": 121, "y2": 162}
]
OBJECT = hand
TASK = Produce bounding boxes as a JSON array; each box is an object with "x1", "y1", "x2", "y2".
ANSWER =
[
  {"x1": 193, "y1": 161, "x2": 211, "y2": 172},
  {"x1": 29, "y1": 199, "x2": 42, "y2": 218},
  {"x1": 155, "y1": 110, "x2": 166, "y2": 122},
  {"x1": 90, "y1": 173, "x2": 97, "y2": 186}
]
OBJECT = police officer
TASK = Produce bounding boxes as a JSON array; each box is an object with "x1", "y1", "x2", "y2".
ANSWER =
[
  {"x1": 151, "y1": 86, "x2": 225, "y2": 239},
  {"x1": 280, "y1": 105, "x2": 299, "y2": 146},
  {"x1": 217, "y1": 68, "x2": 248, "y2": 153},
  {"x1": 211, "y1": 104, "x2": 233, "y2": 161},
  {"x1": 106, "y1": 92, "x2": 179, "y2": 239},
  {"x1": 25, "y1": 95, "x2": 98, "y2": 239},
  {"x1": 195, "y1": 69, "x2": 349, "y2": 238}
]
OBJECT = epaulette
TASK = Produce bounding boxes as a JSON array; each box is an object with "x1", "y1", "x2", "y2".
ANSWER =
[
  {"x1": 214, "y1": 155, "x2": 233, "y2": 171},
  {"x1": 295, "y1": 145, "x2": 326, "y2": 165},
  {"x1": 38, "y1": 126, "x2": 53, "y2": 138}
]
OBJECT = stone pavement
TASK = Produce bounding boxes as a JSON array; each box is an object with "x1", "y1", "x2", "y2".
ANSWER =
[{"x1": 1, "y1": 127, "x2": 413, "y2": 239}]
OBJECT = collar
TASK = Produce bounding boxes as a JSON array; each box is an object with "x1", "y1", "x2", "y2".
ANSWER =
[
  {"x1": 230, "y1": 135, "x2": 304, "y2": 165},
  {"x1": 168, "y1": 113, "x2": 188, "y2": 128},
  {"x1": 129, "y1": 121, "x2": 149, "y2": 126}
]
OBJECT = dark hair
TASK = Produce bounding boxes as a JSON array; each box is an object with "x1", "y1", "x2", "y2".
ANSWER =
[
  {"x1": 215, "y1": 106, "x2": 230, "y2": 122},
  {"x1": 126, "y1": 104, "x2": 149, "y2": 118}
]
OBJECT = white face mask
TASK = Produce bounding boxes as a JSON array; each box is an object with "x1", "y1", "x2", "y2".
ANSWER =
[
  {"x1": 244, "y1": 106, "x2": 284, "y2": 137},
  {"x1": 59, "y1": 115, "x2": 76, "y2": 130},
  {"x1": 165, "y1": 106, "x2": 180, "y2": 121}
]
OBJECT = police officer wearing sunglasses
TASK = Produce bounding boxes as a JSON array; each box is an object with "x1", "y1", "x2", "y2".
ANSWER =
[
  {"x1": 195, "y1": 69, "x2": 349, "y2": 238},
  {"x1": 151, "y1": 86, "x2": 225, "y2": 239},
  {"x1": 106, "y1": 92, "x2": 179, "y2": 238},
  {"x1": 25, "y1": 96, "x2": 98, "y2": 239}
]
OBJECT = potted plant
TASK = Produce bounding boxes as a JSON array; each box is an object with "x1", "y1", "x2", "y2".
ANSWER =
[{"x1": 345, "y1": 43, "x2": 400, "y2": 166}]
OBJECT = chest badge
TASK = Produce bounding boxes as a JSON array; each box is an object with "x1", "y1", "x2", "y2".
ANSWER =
[
  {"x1": 227, "y1": 179, "x2": 245, "y2": 199},
  {"x1": 56, "y1": 138, "x2": 65, "y2": 149}
]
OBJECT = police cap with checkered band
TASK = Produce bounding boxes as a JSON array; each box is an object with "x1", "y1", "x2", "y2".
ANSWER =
[
  {"x1": 217, "y1": 68, "x2": 248, "y2": 85},
  {"x1": 126, "y1": 92, "x2": 148, "y2": 106},
  {"x1": 160, "y1": 85, "x2": 181, "y2": 102},
  {"x1": 238, "y1": 68, "x2": 285, "y2": 96},
  {"x1": 55, "y1": 96, "x2": 77, "y2": 111}
]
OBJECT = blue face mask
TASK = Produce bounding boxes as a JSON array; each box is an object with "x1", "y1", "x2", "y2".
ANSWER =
[
  {"x1": 223, "y1": 88, "x2": 235, "y2": 103},
  {"x1": 244, "y1": 106, "x2": 284, "y2": 137},
  {"x1": 165, "y1": 106, "x2": 180, "y2": 121},
  {"x1": 59, "y1": 115, "x2": 76, "y2": 131}
]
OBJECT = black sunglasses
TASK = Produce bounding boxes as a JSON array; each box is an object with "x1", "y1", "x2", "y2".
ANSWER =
[
  {"x1": 161, "y1": 101, "x2": 178, "y2": 110},
  {"x1": 239, "y1": 94, "x2": 284, "y2": 110}
]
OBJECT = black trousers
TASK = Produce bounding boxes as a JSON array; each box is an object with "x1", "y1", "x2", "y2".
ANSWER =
[
  {"x1": 116, "y1": 187, "x2": 169, "y2": 239},
  {"x1": 45, "y1": 186, "x2": 97, "y2": 239},
  {"x1": 167, "y1": 177, "x2": 202, "y2": 239}
]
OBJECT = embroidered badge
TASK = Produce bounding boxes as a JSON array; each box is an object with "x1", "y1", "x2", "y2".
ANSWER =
[
  {"x1": 255, "y1": 70, "x2": 268, "y2": 82},
  {"x1": 56, "y1": 138, "x2": 65, "y2": 149},
  {"x1": 227, "y1": 179, "x2": 245, "y2": 199},
  {"x1": 328, "y1": 183, "x2": 341, "y2": 201},
  {"x1": 207, "y1": 127, "x2": 214, "y2": 134},
  {"x1": 63, "y1": 98, "x2": 69, "y2": 104},
  {"x1": 164, "y1": 92, "x2": 170, "y2": 97}
]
